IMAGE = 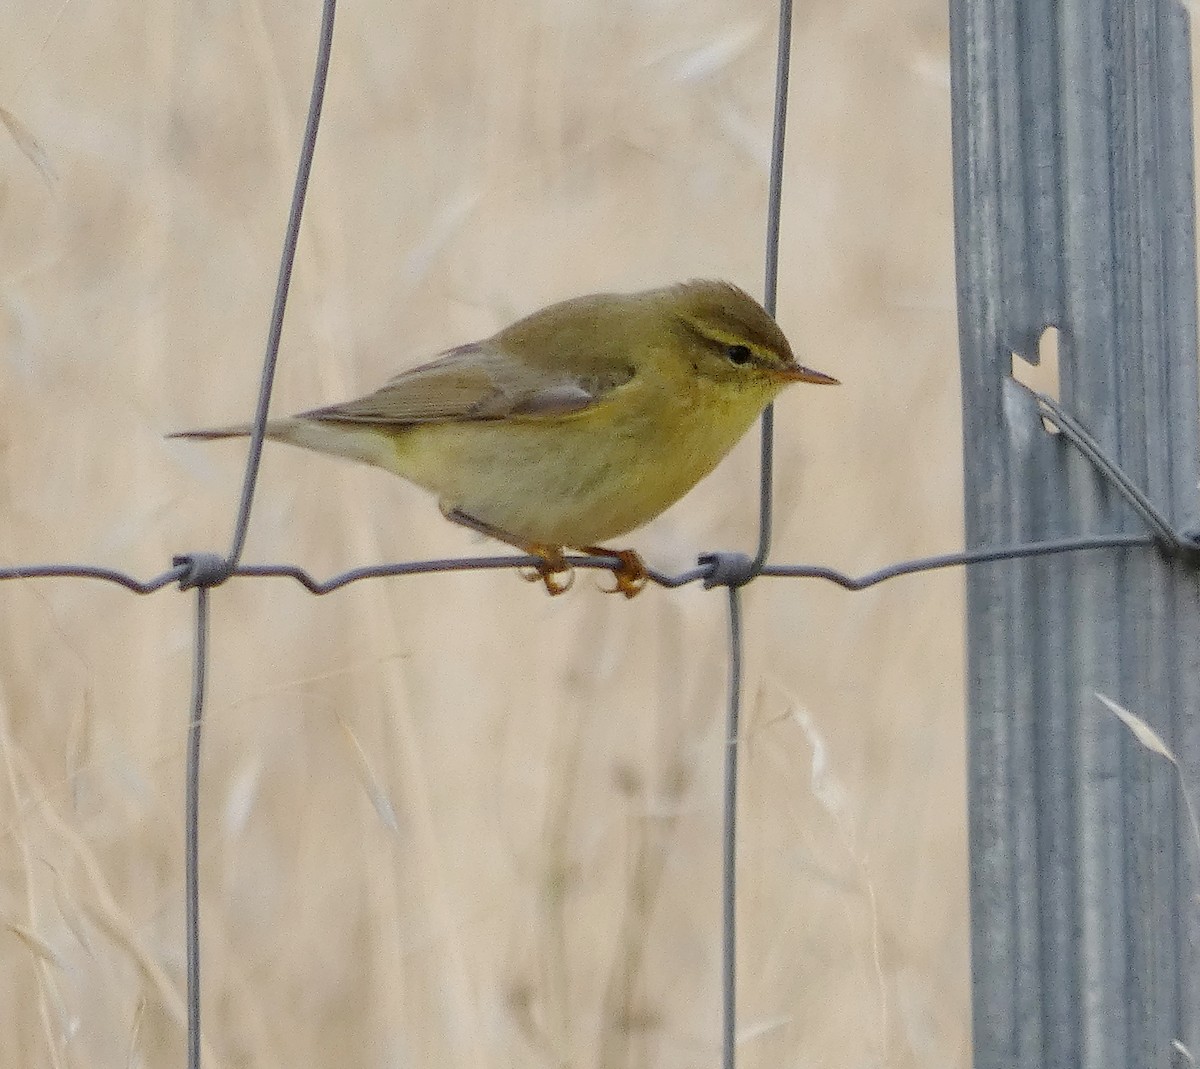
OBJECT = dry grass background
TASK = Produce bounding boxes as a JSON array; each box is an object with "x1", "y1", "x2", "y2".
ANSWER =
[{"x1": 0, "y1": 1, "x2": 971, "y2": 1066}]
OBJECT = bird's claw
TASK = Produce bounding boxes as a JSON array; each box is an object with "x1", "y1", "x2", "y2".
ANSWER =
[
  {"x1": 585, "y1": 548, "x2": 649, "y2": 599},
  {"x1": 606, "y1": 569, "x2": 647, "y2": 598},
  {"x1": 516, "y1": 545, "x2": 647, "y2": 598},
  {"x1": 519, "y1": 564, "x2": 575, "y2": 595},
  {"x1": 519, "y1": 546, "x2": 575, "y2": 595}
]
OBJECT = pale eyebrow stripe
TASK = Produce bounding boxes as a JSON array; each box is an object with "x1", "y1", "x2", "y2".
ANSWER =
[{"x1": 673, "y1": 315, "x2": 774, "y2": 362}]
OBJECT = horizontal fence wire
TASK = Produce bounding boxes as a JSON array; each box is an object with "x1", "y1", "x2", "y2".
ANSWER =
[
  {"x1": 3, "y1": 0, "x2": 1199, "y2": 1067},
  {"x1": 0, "y1": 531, "x2": 1169, "y2": 597}
]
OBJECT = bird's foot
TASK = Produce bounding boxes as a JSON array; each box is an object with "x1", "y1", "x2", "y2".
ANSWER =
[
  {"x1": 581, "y1": 547, "x2": 649, "y2": 599},
  {"x1": 519, "y1": 545, "x2": 575, "y2": 596},
  {"x1": 440, "y1": 508, "x2": 574, "y2": 596}
]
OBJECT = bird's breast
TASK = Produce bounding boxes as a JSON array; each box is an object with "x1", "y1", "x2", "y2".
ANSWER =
[{"x1": 384, "y1": 371, "x2": 776, "y2": 547}]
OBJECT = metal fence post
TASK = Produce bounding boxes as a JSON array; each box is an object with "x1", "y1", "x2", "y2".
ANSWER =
[{"x1": 949, "y1": 2, "x2": 1200, "y2": 1067}]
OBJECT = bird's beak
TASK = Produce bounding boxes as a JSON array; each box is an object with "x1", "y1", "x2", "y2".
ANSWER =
[{"x1": 773, "y1": 363, "x2": 840, "y2": 385}]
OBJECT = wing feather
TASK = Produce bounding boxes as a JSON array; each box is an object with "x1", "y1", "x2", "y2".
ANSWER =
[{"x1": 300, "y1": 342, "x2": 629, "y2": 427}]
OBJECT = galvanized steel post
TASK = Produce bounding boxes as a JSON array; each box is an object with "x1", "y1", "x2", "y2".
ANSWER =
[{"x1": 949, "y1": 3, "x2": 1200, "y2": 1067}]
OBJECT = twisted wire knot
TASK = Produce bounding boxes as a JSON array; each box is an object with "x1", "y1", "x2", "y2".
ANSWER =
[{"x1": 174, "y1": 553, "x2": 234, "y2": 590}]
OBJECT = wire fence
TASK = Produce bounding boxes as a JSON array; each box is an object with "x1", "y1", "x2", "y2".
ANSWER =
[{"x1": 3, "y1": 1, "x2": 1197, "y2": 1067}]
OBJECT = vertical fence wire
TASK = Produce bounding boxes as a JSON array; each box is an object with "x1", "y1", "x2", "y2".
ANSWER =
[
  {"x1": 226, "y1": 0, "x2": 337, "y2": 566},
  {"x1": 721, "y1": 586, "x2": 745, "y2": 1069},
  {"x1": 185, "y1": 587, "x2": 208, "y2": 1069},
  {"x1": 720, "y1": 4, "x2": 796, "y2": 1067},
  {"x1": 182, "y1": 3, "x2": 337, "y2": 1067},
  {"x1": 754, "y1": 0, "x2": 796, "y2": 572}
]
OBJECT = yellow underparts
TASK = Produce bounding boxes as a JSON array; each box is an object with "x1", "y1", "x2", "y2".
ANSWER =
[{"x1": 377, "y1": 369, "x2": 782, "y2": 548}]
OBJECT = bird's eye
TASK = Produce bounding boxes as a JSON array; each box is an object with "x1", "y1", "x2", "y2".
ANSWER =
[{"x1": 726, "y1": 344, "x2": 753, "y2": 366}]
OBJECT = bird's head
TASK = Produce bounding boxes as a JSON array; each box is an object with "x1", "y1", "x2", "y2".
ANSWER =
[{"x1": 663, "y1": 280, "x2": 839, "y2": 393}]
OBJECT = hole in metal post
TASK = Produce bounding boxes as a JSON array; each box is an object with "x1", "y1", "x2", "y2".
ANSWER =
[{"x1": 1011, "y1": 326, "x2": 1061, "y2": 432}]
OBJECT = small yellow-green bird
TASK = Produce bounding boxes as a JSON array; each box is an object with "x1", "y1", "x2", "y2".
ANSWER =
[{"x1": 172, "y1": 280, "x2": 838, "y2": 596}]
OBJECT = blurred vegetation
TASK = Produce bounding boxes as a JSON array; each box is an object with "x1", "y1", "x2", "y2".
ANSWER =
[{"x1": 0, "y1": 2, "x2": 973, "y2": 1066}]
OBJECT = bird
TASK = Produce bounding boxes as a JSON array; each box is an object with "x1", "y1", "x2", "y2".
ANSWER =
[{"x1": 171, "y1": 280, "x2": 838, "y2": 597}]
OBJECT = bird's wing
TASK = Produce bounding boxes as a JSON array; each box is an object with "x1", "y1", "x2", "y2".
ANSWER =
[{"x1": 299, "y1": 343, "x2": 632, "y2": 427}]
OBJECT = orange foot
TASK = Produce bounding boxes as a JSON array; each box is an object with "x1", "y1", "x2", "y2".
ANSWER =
[
  {"x1": 518, "y1": 544, "x2": 575, "y2": 596},
  {"x1": 580, "y1": 547, "x2": 649, "y2": 599}
]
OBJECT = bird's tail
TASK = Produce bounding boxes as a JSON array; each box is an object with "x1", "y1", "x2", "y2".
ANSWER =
[
  {"x1": 168, "y1": 418, "x2": 403, "y2": 471},
  {"x1": 167, "y1": 423, "x2": 259, "y2": 441}
]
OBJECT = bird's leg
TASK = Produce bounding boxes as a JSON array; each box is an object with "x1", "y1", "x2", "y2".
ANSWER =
[
  {"x1": 441, "y1": 506, "x2": 574, "y2": 595},
  {"x1": 577, "y1": 546, "x2": 649, "y2": 599}
]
